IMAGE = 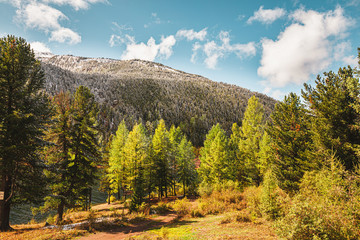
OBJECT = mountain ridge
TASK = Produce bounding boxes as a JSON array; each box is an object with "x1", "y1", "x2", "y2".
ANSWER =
[{"x1": 38, "y1": 53, "x2": 277, "y2": 146}]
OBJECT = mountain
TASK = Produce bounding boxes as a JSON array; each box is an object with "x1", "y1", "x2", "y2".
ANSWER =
[{"x1": 38, "y1": 53, "x2": 277, "y2": 146}]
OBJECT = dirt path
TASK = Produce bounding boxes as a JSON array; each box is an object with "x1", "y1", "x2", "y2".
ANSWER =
[{"x1": 77, "y1": 214, "x2": 178, "y2": 240}]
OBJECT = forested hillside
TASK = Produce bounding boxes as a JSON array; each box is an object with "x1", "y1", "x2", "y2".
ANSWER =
[{"x1": 39, "y1": 54, "x2": 276, "y2": 146}]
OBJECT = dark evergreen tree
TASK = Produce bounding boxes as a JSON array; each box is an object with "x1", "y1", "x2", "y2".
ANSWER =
[
  {"x1": 302, "y1": 67, "x2": 360, "y2": 170},
  {"x1": 267, "y1": 93, "x2": 313, "y2": 194},
  {"x1": 0, "y1": 36, "x2": 51, "y2": 231}
]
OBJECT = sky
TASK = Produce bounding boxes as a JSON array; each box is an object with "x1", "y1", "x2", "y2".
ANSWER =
[{"x1": 0, "y1": 0, "x2": 359, "y2": 99}]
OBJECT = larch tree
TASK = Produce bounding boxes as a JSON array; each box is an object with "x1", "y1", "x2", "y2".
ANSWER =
[
  {"x1": 151, "y1": 119, "x2": 170, "y2": 198},
  {"x1": 107, "y1": 120, "x2": 129, "y2": 199},
  {"x1": 239, "y1": 96, "x2": 264, "y2": 185},
  {"x1": 177, "y1": 136, "x2": 196, "y2": 196},
  {"x1": 198, "y1": 124, "x2": 232, "y2": 184},
  {"x1": 123, "y1": 123, "x2": 149, "y2": 210},
  {"x1": 168, "y1": 125, "x2": 183, "y2": 196},
  {"x1": 0, "y1": 36, "x2": 51, "y2": 231}
]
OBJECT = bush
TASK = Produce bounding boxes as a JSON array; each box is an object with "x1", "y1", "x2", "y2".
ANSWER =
[
  {"x1": 243, "y1": 186, "x2": 262, "y2": 219},
  {"x1": 172, "y1": 198, "x2": 192, "y2": 216},
  {"x1": 275, "y1": 158, "x2": 360, "y2": 240}
]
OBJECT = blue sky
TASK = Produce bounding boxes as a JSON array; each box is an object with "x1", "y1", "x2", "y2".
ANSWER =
[{"x1": 0, "y1": 0, "x2": 359, "y2": 99}]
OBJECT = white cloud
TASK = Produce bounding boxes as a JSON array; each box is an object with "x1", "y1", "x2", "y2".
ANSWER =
[
  {"x1": 30, "y1": 41, "x2": 51, "y2": 52},
  {"x1": 247, "y1": 6, "x2": 286, "y2": 24},
  {"x1": 3, "y1": 0, "x2": 106, "y2": 44},
  {"x1": 109, "y1": 34, "x2": 134, "y2": 47},
  {"x1": 193, "y1": 31, "x2": 256, "y2": 69},
  {"x1": 176, "y1": 28, "x2": 207, "y2": 41},
  {"x1": 121, "y1": 35, "x2": 176, "y2": 61},
  {"x1": 258, "y1": 7, "x2": 353, "y2": 87},
  {"x1": 144, "y1": 12, "x2": 169, "y2": 28},
  {"x1": 342, "y1": 55, "x2": 358, "y2": 67},
  {"x1": 334, "y1": 41, "x2": 358, "y2": 67},
  {"x1": 43, "y1": 0, "x2": 107, "y2": 11},
  {"x1": 16, "y1": 2, "x2": 66, "y2": 31},
  {"x1": 49, "y1": 27, "x2": 81, "y2": 44},
  {"x1": 191, "y1": 42, "x2": 201, "y2": 63}
]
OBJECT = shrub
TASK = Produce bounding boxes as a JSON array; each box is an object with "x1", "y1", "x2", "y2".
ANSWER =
[
  {"x1": 172, "y1": 198, "x2": 192, "y2": 216},
  {"x1": 275, "y1": 158, "x2": 360, "y2": 240},
  {"x1": 243, "y1": 186, "x2": 262, "y2": 218}
]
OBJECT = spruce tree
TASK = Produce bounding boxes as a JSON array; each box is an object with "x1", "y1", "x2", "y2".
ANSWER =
[{"x1": 0, "y1": 36, "x2": 51, "y2": 231}]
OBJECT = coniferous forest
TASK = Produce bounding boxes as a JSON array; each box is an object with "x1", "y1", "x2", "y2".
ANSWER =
[{"x1": 1, "y1": 35, "x2": 360, "y2": 239}]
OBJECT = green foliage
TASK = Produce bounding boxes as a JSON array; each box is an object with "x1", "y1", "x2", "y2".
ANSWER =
[
  {"x1": 42, "y1": 86, "x2": 101, "y2": 223},
  {"x1": 260, "y1": 170, "x2": 282, "y2": 220},
  {"x1": 0, "y1": 36, "x2": 51, "y2": 230},
  {"x1": 275, "y1": 157, "x2": 360, "y2": 240},
  {"x1": 238, "y1": 96, "x2": 265, "y2": 185},
  {"x1": 302, "y1": 66, "x2": 360, "y2": 170},
  {"x1": 267, "y1": 93, "x2": 314, "y2": 194},
  {"x1": 177, "y1": 136, "x2": 197, "y2": 196},
  {"x1": 123, "y1": 123, "x2": 149, "y2": 210},
  {"x1": 107, "y1": 120, "x2": 129, "y2": 197},
  {"x1": 198, "y1": 124, "x2": 233, "y2": 184},
  {"x1": 151, "y1": 119, "x2": 170, "y2": 198}
]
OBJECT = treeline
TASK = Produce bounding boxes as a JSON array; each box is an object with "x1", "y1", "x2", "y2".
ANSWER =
[{"x1": 103, "y1": 119, "x2": 196, "y2": 211}]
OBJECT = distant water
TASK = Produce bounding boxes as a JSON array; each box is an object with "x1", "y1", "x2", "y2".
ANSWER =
[{"x1": 10, "y1": 186, "x2": 108, "y2": 225}]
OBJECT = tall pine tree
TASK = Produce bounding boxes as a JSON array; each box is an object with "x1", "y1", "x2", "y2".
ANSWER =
[{"x1": 0, "y1": 36, "x2": 51, "y2": 231}]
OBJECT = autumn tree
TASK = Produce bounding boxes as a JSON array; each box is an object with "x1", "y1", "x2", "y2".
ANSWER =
[
  {"x1": 0, "y1": 36, "x2": 51, "y2": 231},
  {"x1": 238, "y1": 96, "x2": 264, "y2": 185},
  {"x1": 107, "y1": 120, "x2": 129, "y2": 199}
]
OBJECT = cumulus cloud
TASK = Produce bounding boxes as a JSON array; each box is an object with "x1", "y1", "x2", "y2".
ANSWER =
[
  {"x1": 30, "y1": 41, "x2": 51, "y2": 52},
  {"x1": 50, "y1": 27, "x2": 81, "y2": 44},
  {"x1": 258, "y1": 7, "x2": 353, "y2": 87},
  {"x1": 121, "y1": 35, "x2": 176, "y2": 61},
  {"x1": 15, "y1": 2, "x2": 66, "y2": 31},
  {"x1": 334, "y1": 41, "x2": 358, "y2": 67},
  {"x1": 247, "y1": 6, "x2": 286, "y2": 24},
  {"x1": 192, "y1": 31, "x2": 256, "y2": 69},
  {"x1": 176, "y1": 28, "x2": 207, "y2": 41},
  {"x1": 4, "y1": 0, "x2": 105, "y2": 44}
]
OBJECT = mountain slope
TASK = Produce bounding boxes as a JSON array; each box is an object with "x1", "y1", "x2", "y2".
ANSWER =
[{"x1": 39, "y1": 54, "x2": 276, "y2": 146}]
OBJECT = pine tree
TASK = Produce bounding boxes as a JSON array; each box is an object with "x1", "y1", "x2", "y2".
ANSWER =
[
  {"x1": 177, "y1": 136, "x2": 197, "y2": 196},
  {"x1": 151, "y1": 119, "x2": 170, "y2": 198},
  {"x1": 302, "y1": 67, "x2": 360, "y2": 170},
  {"x1": 238, "y1": 96, "x2": 264, "y2": 185},
  {"x1": 0, "y1": 36, "x2": 51, "y2": 231},
  {"x1": 69, "y1": 86, "x2": 100, "y2": 210},
  {"x1": 42, "y1": 91, "x2": 73, "y2": 223},
  {"x1": 107, "y1": 120, "x2": 129, "y2": 199},
  {"x1": 267, "y1": 93, "x2": 313, "y2": 194}
]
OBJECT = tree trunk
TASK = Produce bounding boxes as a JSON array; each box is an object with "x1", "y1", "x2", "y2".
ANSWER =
[
  {"x1": 0, "y1": 175, "x2": 11, "y2": 231},
  {"x1": 88, "y1": 188, "x2": 92, "y2": 210},
  {"x1": 117, "y1": 184, "x2": 121, "y2": 200},
  {"x1": 108, "y1": 190, "x2": 111, "y2": 204},
  {"x1": 56, "y1": 198, "x2": 65, "y2": 224},
  {"x1": 183, "y1": 181, "x2": 186, "y2": 197}
]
